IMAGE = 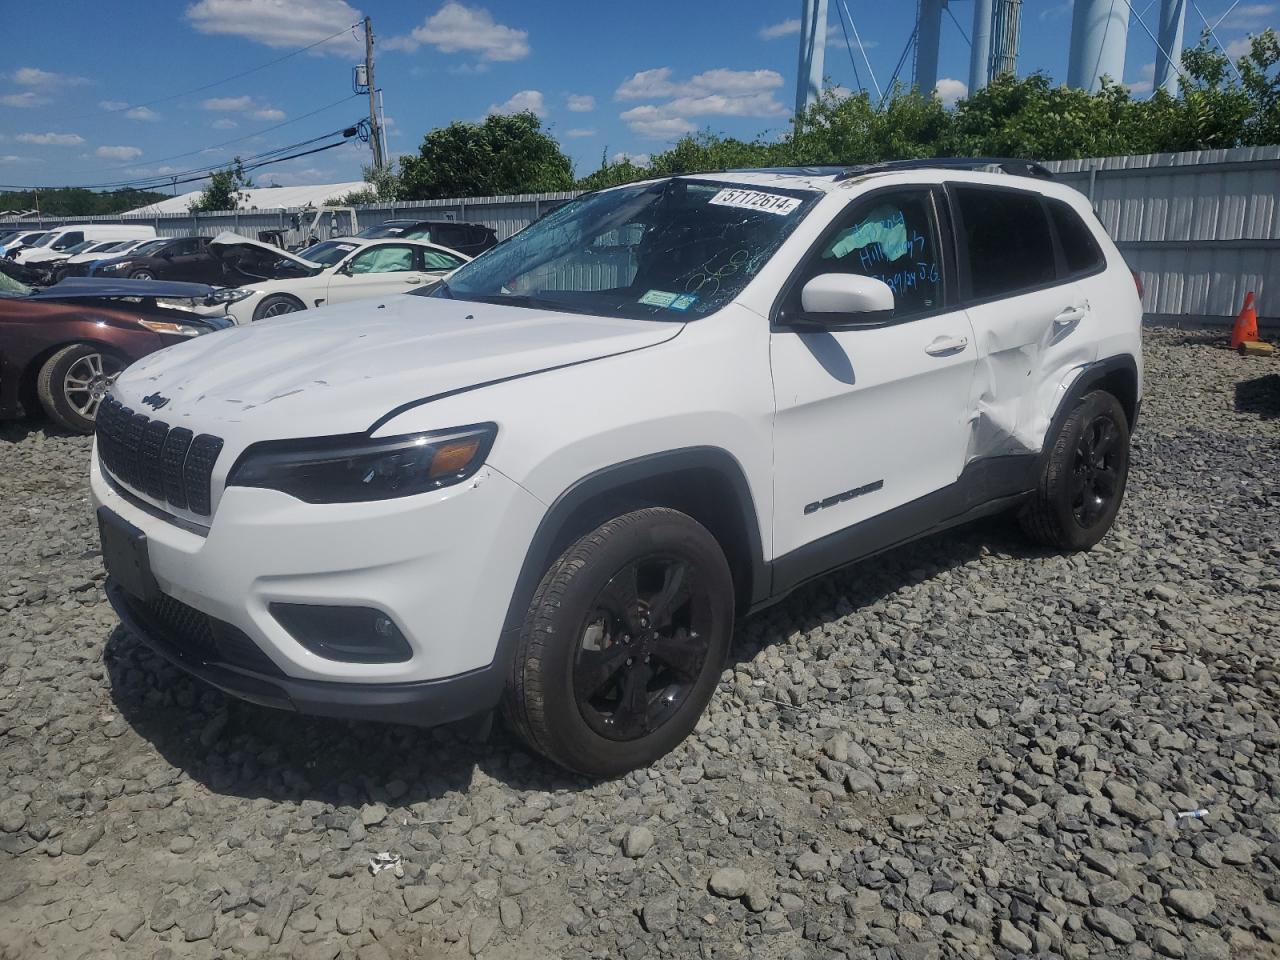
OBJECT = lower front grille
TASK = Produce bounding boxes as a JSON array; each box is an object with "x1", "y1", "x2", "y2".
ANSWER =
[{"x1": 122, "y1": 590, "x2": 283, "y2": 678}]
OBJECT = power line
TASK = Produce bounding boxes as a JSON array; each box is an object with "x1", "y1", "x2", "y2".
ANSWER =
[
  {"x1": 840, "y1": 0, "x2": 883, "y2": 101},
  {"x1": 833, "y1": 0, "x2": 866, "y2": 93},
  {"x1": 57, "y1": 23, "x2": 361, "y2": 123},
  {"x1": 79, "y1": 94, "x2": 362, "y2": 177}
]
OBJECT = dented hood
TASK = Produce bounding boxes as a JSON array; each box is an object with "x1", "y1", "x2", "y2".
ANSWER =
[
  {"x1": 112, "y1": 292, "x2": 681, "y2": 442},
  {"x1": 207, "y1": 231, "x2": 326, "y2": 280}
]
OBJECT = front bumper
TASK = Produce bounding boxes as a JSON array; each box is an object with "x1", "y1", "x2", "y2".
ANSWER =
[
  {"x1": 106, "y1": 580, "x2": 506, "y2": 726},
  {"x1": 91, "y1": 449, "x2": 545, "y2": 702}
]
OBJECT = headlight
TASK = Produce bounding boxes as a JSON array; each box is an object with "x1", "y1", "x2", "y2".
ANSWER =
[
  {"x1": 206, "y1": 287, "x2": 255, "y2": 304},
  {"x1": 226, "y1": 424, "x2": 497, "y2": 503},
  {"x1": 137, "y1": 319, "x2": 204, "y2": 337},
  {"x1": 100, "y1": 261, "x2": 128, "y2": 272}
]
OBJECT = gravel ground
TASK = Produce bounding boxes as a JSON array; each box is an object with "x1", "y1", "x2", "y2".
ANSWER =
[{"x1": 2, "y1": 326, "x2": 1279, "y2": 960}]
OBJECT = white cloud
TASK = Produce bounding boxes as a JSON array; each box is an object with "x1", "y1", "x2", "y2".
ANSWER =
[
  {"x1": 0, "y1": 155, "x2": 32, "y2": 164},
  {"x1": 1126, "y1": 62, "x2": 1155, "y2": 95},
  {"x1": 566, "y1": 127, "x2": 596, "y2": 138},
  {"x1": 934, "y1": 77, "x2": 967, "y2": 107},
  {"x1": 212, "y1": 118, "x2": 238, "y2": 129},
  {"x1": 759, "y1": 18, "x2": 800, "y2": 40},
  {"x1": 0, "y1": 92, "x2": 47, "y2": 108},
  {"x1": 612, "y1": 151, "x2": 650, "y2": 167},
  {"x1": 616, "y1": 67, "x2": 787, "y2": 139},
  {"x1": 616, "y1": 67, "x2": 784, "y2": 102},
  {"x1": 99, "y1": 100, "x2": 128, "y2": 111},
  {"x1": 387, "y1": 2, "x2": 529, "y2": 61},
  {"x1": 1039, "y1": 2, "x2": 1071, "y2": 20},
  {"x1": 97, "y1": 145, "x2": 143, "y2": 160},
  {"x1": 252, "y1": 107, "x2": 286, "y2": 121},
  {"x1": 1223, "y1": 3, "x2": 1276, "y2": 26},
  {"x1": 619, "y1": 105, "x2": 695, "y2": 139},
  {"x1": 126, "y1": 106, "x2": 161, "y2": 121},
  {"x1": 203, "y1": 95, "x2": 255, "y2": 111},
  {"x1": 488, "y1": 89, "x2": 545, "y2": 117},
  {"x1": 1226, "y1": 36, "x2": 1255, "y2": 57},
  {"x1": 11, "y1": 66, "x2": 88, "y2": 87},
  {"x1": 16, "y1": 132, "x2": 85, "y2": 146},
  {"x1": 185, "y1": 0, "x2": 363, "y2": 56},
  {"x1": 566, "y1": 94, "x2": 595, "y2": 112}
]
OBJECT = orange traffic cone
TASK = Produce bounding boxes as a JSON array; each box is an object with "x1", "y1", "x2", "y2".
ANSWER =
[{"x1": 1230, "y1": 291, "x2": 1259, "y2": 350}]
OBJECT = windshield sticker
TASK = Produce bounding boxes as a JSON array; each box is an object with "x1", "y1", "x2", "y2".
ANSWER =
[
  {"x1": 668, "y1": 293, "x2": 698, "y2": 311},
  {"x1": 708, "y1": 188, "x2": 801, "y2": 216},
  {"x1": 639, "y1": 289, "x2": 679, "y2": 307}
]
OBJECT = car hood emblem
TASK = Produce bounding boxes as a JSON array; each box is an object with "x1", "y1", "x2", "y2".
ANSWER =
[{"x1": 141, "y1": 392, "x2": 170, "y2": 410}]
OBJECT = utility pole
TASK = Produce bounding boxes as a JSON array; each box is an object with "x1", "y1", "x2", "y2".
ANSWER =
[{"x1": 363, "y1": 16, "x2": 385, "y2": 172}]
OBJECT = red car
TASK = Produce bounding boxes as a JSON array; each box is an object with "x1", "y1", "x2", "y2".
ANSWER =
[{"x1": 0, "y1": 275, "x2": 235, "y2": 433}]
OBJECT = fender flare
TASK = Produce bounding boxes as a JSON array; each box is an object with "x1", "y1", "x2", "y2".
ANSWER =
[
  {"x1": 1039, "y1": 353, "x2": 1140, "y2": 469},
  {"x1": 497, "y1": 446, "x2": 769, "y2": 648}
]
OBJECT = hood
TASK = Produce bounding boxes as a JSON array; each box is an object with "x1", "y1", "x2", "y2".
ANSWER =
[
  {"x1": 208, "y1": 231, "x2": 325, "y2": 280},
  {"x1": 114, "y1": 293, "x2": 682, "y2": 442},
  {"x1": 28, "y1": 277, "x2": 219, "y2": 301}
]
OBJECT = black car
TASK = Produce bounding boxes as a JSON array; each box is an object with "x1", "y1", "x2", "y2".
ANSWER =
[
  {"x1": 91, "y1": 236, "x2": 222, "y2": 284},
  {"x1": 354, "y1": 219, "x2": 497, "y2": 257}
]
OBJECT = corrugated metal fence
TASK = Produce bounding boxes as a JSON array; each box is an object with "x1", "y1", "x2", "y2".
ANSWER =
[
  {"x1": 4, "y1": 148, "x2": 1277, "y2": 322},
  {"x1": 1044, "y1": 146, "x2": 1279, "y2": 323}
]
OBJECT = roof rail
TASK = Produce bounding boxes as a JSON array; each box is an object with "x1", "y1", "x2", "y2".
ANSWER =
[{"x1": 835, "y1": 157, "x2": 1054, "y2": 181}]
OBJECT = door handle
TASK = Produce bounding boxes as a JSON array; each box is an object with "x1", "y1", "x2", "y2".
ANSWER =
[
  {"x1": 1054, "y1": 305, "x2": 1087, "y2": 328},
  {"x1": 924, "y1": 335, "x2": 969, "y2": 356}
]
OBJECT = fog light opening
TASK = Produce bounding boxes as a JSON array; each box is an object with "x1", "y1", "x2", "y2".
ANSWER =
[{"x1": 270, "y1": 603, "x2": 412, "y2": 664}]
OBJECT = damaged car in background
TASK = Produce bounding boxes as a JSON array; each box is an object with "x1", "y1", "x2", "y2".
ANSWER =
[
  {"x1": 0, "y1": 274, "x2": 234, "y2": 433},
  {"x1": 204, "y1": 232, "x2": 469, "y2": 323}
]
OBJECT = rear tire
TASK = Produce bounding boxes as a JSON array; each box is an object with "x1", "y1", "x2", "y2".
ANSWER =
[
  {"x1": 503, "y1": 508, "x2": 734, "y2": 778},
  {"x1": 128, "y1": 269, "x2": 154, "y2": 280},
  {"x1": 1020, "y1": 390, "x2": 1130, "y2": 550},
  {"x1": 253, "y1": 294, "x2": 305, "y2": 321},
  {"x1": 37, "y1": 344, "x2": 126, "y2": 434}
]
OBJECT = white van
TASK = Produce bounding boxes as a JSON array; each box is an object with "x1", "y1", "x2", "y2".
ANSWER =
[{"x1": 12, "y1": 224, "x2": 156, "y2": 264}]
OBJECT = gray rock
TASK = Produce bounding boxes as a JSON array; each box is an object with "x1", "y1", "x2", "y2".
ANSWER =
[
  {"x1": 110, "y1": 911, "x2": 144, "y2": 941},
  {"x1": 499, "y1": 897, "x2": 523, "y2": 929},
  {"x1": 336, "y1": 903, "x2": 363, "y2": 935},
  {"x1": 642, "y1": 893, "x2": 679, "y2": 933},
  {"x1": 622, "y1": 825, "x2": 654, "y2": 858},
  {"x1": 469, "y1": 916, "x2": 498, "y2": 955},
  {"x1": 403, "y1": 883, "x2": 440, "y2": 913},
  {"x1": 61, "y1": 822, "x2": 104, "y2": 856},
  {"x1": 255, "y1": 895, "x2": 294, "y2": 944},
  {"x1": 1165, "y1": 888, "x2": 1216, "y2": 921},
  {"x1": 180, "y1": 909, "x2": 215, "y2": 942},
  {"x1": 359, "y1": 803, "x2": 387, "y2": 827},
  {"x1": 709, "y1": 867, "x2": 749, "y2": 899},
  {"x1": 1086, "y1": 908, "x2": 1136, "y2": 943},
  {"x1": 998, "y1": 918, "x2": 1032, "y2": 953}
]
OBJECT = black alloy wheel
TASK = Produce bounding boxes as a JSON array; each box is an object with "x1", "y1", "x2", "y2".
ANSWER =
[{"x1": 573, "y1": 555, "x2": 713, "y2": 741}]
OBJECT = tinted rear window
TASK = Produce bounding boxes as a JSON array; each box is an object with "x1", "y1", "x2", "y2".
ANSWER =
[
  {"x1": 1049, "y1": 199, "x2": 1105, "y2": 275},
  {"x1": 955, "y1": 187, "x2": 1056, "y2": 300}
]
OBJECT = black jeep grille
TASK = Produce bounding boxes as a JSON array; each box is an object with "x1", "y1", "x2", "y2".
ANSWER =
[{"x1": 97, "y1": 395, "x2": 224, "y2": 517}]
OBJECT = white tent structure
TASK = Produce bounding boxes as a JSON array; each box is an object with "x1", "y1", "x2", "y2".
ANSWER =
[{"x1": 128, "y1": 181, "x2": 366, "y2": 215}]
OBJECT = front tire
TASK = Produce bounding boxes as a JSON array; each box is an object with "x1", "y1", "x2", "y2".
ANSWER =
[
  {"x1": 253, "y1": 294, "x2": 305, "y2": 321},
  {"x1": 128, "y1": 269, "x2": 154, "y2": 280},
  {"x1": 1020, "y1": 390, "x2": 1130, "y2": 550},
  {"x1": 503, "y1": 508, "x2": 734, "y2": 778},
  {"x1": 36, "y1": 344, "x2": 125, "y2": 433}
]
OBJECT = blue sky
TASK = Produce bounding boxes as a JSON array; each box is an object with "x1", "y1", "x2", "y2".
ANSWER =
[{"x1": 2, "y1": 0, "x2": 1274, "y2": 191}]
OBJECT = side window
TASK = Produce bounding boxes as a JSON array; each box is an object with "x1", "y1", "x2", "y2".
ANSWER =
[
  {"x1": 53, "y1": 232, "x2": 84, "y2": 250},
  {"x1": 955, "y1": 186, "x2": 1056, "y2": 300},
  {"x1": 171, "y1": 238, "x2": 197, "y2": 256},
  {"x1": 796, "y1": 189, "x2": 943, "y2": 317},
  {"x1": 1048, "y1": 199, "x2": 1104, "y2": 276},
  {"x1": 421, "y1": 249, "x2": 465, "y2": 270},
  {"x1": 347, "y1": 244, "x2": 415, "y2": 274},
  {"x1": 404, "y1": 227, "x2": 432, "y2": 241}
]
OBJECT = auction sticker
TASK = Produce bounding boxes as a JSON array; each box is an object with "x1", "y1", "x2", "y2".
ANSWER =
[
  {"x1": 709, "y1": 188, "x2": 801, "y2": 216},
  {"x1": 640, "y1": 289, "x2": 679, "y2": 307}
]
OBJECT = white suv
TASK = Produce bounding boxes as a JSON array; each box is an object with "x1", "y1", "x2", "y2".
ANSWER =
[{"x1": 91, "y1": 160, "x2": 1142, "y2": 777}]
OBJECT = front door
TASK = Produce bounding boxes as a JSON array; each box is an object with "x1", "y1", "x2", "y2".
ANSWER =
[
  {"x1": 770, "y1": 186, "x2": 977, "y2": 560},
  {"x1": 325, "y1": 243, "x2": 431, "y2": 305}
]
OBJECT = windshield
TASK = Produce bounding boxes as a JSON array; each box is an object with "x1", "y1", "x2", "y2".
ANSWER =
[
  {"x1": 436, "y1": 179, "x2": 819, "y2": 320},
  {"x1": 355, "y1": 222, "x2": 412, "y2": 239},
  {"x1": 62, "y1": 240, "x2": 97, "y2": 255},
  {"x1": 91, "y1": 241, "x2": 127, "y2": 253},
  {"x1": 0, "y1": 231, "x2": 20, "y2": 245},
  {"x1": 21, "y1": 232, "x2": 51, "y2": 247},
  {"x1": 296, "y1": 240, "x2": 360, "y2": 266},
  {"x1": 130, "y1": 238, "x2": 170, "y2": 256}
]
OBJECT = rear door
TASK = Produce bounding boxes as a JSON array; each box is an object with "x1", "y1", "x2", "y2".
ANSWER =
[{"x1": 950, "y1": 184, "x2": 1099, "y2": 460}]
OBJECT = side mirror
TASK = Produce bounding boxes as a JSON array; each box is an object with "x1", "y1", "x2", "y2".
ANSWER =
[{"x1": 793, "y1": 274, "x2": 895, "y2": 329}]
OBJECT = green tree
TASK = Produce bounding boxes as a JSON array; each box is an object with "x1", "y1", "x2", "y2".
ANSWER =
[
  {"x1": 0, "y1": 187, "x2": 168, "y2": 217},
  {"x1": 189, "y1": 158, "x2": 253, "y2": 212},
  {"x1": 328, "y1": 161, "x2": 404, "y2": 205},
  {"x1": 399, "y1": 112, "x2": 573, "y2": 200}
]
